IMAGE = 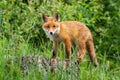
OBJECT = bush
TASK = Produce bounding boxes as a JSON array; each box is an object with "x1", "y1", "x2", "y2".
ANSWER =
[{"x1": 0, "y1": 0, "x2": 120, "y2": 61}]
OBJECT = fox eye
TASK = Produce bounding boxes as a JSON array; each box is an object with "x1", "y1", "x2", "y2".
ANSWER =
[
  {"x1": 47, "y1": 26, "x2": 50, "y2": 28},
  {"x1": 53, "y1": 25, "x2": 55, "y2": 28}
]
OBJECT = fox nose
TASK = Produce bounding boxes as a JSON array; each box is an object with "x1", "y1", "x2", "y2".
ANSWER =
[{"x1": 50, "y1": 32, "x2": 53, "y2": 35}]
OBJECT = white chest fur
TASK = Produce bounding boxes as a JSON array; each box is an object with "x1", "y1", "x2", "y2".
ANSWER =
[{"x1": 47, "y1": 33, "x2": 61, "y2": 42}]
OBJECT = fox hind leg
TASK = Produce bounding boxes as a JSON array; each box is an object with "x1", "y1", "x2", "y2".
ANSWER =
[
  {"x1": 86, "y1": 39, "x2": 98, "y2": 67},
  {"x1": 76, "y1": 41, "x2": 86, "y2": 63},
  {"x1": 75, "y1": 41, "x2": 86, "y2": 75}
]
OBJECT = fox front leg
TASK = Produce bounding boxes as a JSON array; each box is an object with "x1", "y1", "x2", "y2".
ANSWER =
[
  {"x1": 63, "y1": 38, "x2": 71, "y2": 70},
  {"x1": 50, "y1": 41, "x2": 58, "y2": 73},
  {"x1": 52, "y1": 41, "x2": 58, "y2": 58}
]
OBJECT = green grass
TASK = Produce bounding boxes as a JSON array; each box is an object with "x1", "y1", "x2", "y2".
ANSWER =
[{"x1": 0, "y1": 38, "x2": 120, "y2": 80}]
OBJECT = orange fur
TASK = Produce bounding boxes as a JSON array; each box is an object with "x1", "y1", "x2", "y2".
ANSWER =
[{"x1": 42, "y1": 14, "x2": 98, "y2": 69}]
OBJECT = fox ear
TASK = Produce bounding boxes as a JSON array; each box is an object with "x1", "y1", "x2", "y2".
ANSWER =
[
  {"x1": 54, "y1": 14, "x2": 60, "y2": 22},
  {"x1": 42, "y1": 14, "x2": 48, "y2": 23}
]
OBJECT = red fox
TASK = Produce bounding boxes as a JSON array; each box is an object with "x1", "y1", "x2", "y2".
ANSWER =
[{"x1": 42, "y1": 14, "x2": 98, "y2": 70}]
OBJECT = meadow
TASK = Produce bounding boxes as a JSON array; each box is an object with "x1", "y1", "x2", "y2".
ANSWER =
[{"x1": 0, "y1": 0, "x2": 120, "y2": 80}]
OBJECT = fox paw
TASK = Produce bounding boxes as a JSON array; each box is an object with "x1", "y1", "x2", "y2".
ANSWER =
[
  {"x1": 63, "y1": 59, "x2": 70, "y2": 70},
  {"x1": 50, "y1": 58, "x2": 57, "y2": 73}
]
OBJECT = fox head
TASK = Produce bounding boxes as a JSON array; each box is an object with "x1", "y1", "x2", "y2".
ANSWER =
[{"x1": 42, "y1": 14, "x2": 60, "y2": 36}]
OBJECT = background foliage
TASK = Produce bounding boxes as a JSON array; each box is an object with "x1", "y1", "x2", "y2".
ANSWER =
[
  {"x1": 1, "y1": 0, "x2": 120, "y2": 60},
  {"x1": 0, "y1": 0, "x2": 120, "y2": 80}
]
